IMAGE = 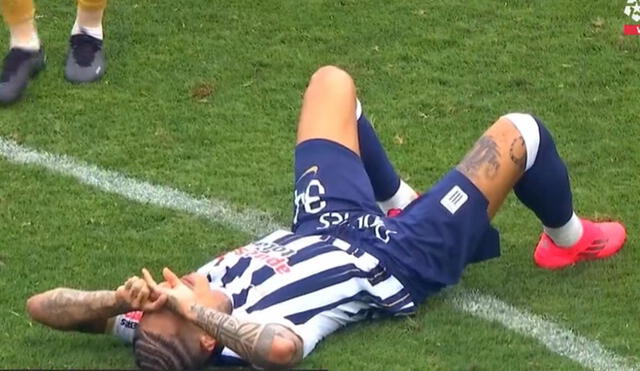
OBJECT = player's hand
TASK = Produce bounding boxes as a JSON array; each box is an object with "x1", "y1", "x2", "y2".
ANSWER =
[
  {"x1": 142, "y1": 267, "x2": 197, "y2": 320},
  {"x1": 115, "y1": 275, "x2": 167, "y2": 312}
]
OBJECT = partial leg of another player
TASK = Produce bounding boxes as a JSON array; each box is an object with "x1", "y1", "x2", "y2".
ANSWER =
[
  {"x1": 65, "y1": 0, "x2": 107, "y2": 83},
  {"x1": 355, "y1": 100, "x2": 419, "y2": 216},
  {"x1": 0, "y1": 0, "x2": 45, "y2": 104},
  {"x1": 457, "y1": 114, "x2": 626, "y2": 269}
]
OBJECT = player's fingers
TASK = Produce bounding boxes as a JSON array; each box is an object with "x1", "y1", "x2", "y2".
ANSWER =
[
  {"x1": 131, "y1": 295, "x2": 142, "y2": 309},
  {"x1": 162, "y1": 267, "x2": 180, "y2": 288},
  {"x1": 124, "y1": 276, "x2": 138, "y2": 291},
  {"x1": 134, "y1": 284, "x2": 149, "y2": 307},
  {"x1": 130, "y1": 279, "x2": 145, "y2": 299},
  {"x1": 115, "y1": 284, "x2": 128, "y2": 301},
  {"x1": 137, "y1": 285, "x2": 150, "y2": 304},
  {"x1": 142, "y1": 268, "x2": 160, "y2": 291},
  {"x1": 145, "y1": 294, "x2": 167, "y2": 311}
]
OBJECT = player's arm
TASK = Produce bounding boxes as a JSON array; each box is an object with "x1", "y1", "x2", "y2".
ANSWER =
[
  {"x1": 26, "y1": 276, "x2": 165, "y2": 333},
  {"x1": 26, "y1": 288, "x2": 127, "y2": 333},
  {"x1": 143, "y1": 268, "x2": 304, "y2": 370},
  {"x1": 187, "y1": 304, "x2": 303, "y2": 369}
]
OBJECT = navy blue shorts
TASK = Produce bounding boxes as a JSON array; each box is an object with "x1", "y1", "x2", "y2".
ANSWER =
[{"x1": 292, "y1": 139, "x2": 500, "y2": 305}]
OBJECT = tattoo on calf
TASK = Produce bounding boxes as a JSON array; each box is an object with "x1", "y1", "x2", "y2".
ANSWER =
[
  {"x1": 457, "y1": 135, "x2": 501, "y2": 180},
  {"x1": 509, "y1": 136, "x2": 527, "y2": 171}
]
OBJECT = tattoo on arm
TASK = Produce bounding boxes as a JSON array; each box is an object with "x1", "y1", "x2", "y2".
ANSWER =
[
  {"x1": 30, "y1": 289, "x2": 130, "y2": 333},
  {"x1": 457, "y1": 135, "x2": 501, "y2": 180},
  {"x1": 189, "y1": 304, "x2": 303, "y2": 369},
  {"x1": 509, "y1": 136, "x2": 527, "y2": 171}
]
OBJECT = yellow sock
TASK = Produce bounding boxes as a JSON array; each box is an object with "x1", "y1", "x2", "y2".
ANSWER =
[
  {"x1": 77, "y1": 0, "x2": 107, "y2": 11},
  {"x1": 1, "y1": 0, "x2": 34, "y2": 25},
  {"x1": 1, "y1": 0, "x2": 39, "y2": 50}
]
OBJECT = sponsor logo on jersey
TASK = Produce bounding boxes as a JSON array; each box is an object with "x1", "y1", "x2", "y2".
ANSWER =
[
  {"x1": 296, "y1": 165, "x2": 319, "y2": 183},
  {"x1": 120, "y1": 311, "x2": 143, "y2": 330},
  {"x1": 233, "y1": 240, "x2": 296, "y2": 274},
  {"x1": 124, "y1": 311, "x2": 144, "y2": 321},
  {"x1": 317, "y1": 212, "x2": 397, "y2": 243}
]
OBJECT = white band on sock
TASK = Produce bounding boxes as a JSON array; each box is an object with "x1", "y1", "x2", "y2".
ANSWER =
[
  {"x1": 378, "y1": 180, "x2": 418, "y2": 213},
  {"x1": 355, "y1": 98, "x2": 363, "y2": 120},
  {"x1": 502, "y1": 113, "x2": 540, "y2": 171},
  {"x1": 72, "y1": 19, "x2": 103, "y2": 40},
  {"x1": 10, "y1": 32, "x2": 40, "y2": 51},
  {"x1": 543, "y1": 212, "x2": 583, "y2": 247}
]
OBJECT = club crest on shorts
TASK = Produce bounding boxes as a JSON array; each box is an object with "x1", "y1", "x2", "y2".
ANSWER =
[{"x1": 440, "y1": 185, "x2": 468, "y2": 214}]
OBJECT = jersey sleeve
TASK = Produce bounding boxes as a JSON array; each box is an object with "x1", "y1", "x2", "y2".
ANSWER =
[
  {"x1": 243, "y1": 311, "x2": 342, "y2": 359},
  {"x1": 197, "y1": 255, "x2": 231, "y2": 285},
  {"x1": 111, "y1": 311, "x2": 143, "y2": 344},
  {"x1": 213, "y1": 312, "x2": 339, "y2": 366}
]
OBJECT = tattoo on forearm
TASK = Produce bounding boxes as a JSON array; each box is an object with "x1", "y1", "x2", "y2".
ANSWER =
[
  {"x1": 457, "y1": 135, "x2": 501, "y2": 180},
  {"x1": 38, "y1": 289, "x2": 129, "y2": 331},
  {"x1": 189, "y1": 304, "x2": 302, "y2": 368},
  {"x1": 509, "y1": 136, "x2": 527, "y2": 171}
]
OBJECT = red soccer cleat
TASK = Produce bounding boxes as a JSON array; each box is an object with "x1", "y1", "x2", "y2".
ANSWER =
[
  {"x1": 534, "y1": 219, "x2": 626, "y2": 270},
  {"x1": 387, "y1": 208, "x2": 403, "y2": 218}
]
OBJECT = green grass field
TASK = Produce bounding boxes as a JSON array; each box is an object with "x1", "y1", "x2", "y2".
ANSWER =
[{"x1": 1, "y1": 0, "x2": 639, "y2": 369}]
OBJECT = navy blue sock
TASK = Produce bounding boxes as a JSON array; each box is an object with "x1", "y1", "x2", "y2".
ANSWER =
[
  {"x1": 514, "y1": 117, "x2": 574, "y2": 228},
  {"x1": 357, "y1": 112, "x2": 401, "y2": 201}
]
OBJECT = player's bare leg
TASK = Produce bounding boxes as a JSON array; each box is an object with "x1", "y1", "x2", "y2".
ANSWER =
[
  {"x1": 297, "y1": 65, "x2": 418, "y2": 214},
  {"x1": 457, "y1": 114, "x2": 626, "y2": 269},
  {"x1": 297, "y1": 65, "x2": 360, "y2": 153}
]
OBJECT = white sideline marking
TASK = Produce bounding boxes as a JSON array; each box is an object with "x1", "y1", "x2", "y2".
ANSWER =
[
  {"x1": 0, "y1": 138, "x2": 281, "y2": 238},
  {"x1": 450, "y1": 289, "x2": 637, "y2": 371},
  {"x1": 0, "y1": 136, "x2": 637, "y2": 371}
]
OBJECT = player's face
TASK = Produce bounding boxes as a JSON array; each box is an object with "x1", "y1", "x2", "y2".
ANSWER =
[
  {"x1": 138, "y1": 308, "x2": 214, "y2": 365},
  {"x1": 179, "y1": 272, "x2": 220, "y2": 307},
  {"x1": 137, "y1": 272, "x2": 220, "y2": 362}
]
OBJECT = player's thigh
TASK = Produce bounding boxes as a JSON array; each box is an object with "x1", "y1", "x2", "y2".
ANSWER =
[
  {"x1": 382, "y1": 170, "x2": 500, "y2": 302},
  {"x1": 296, "y1": 65, "x2": 360, "y2": 155}
]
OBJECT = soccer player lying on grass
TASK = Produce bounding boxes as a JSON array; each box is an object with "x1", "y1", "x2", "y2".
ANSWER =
[{"x1": 26, "y1": 66, "x2": 626, "y2": 370}]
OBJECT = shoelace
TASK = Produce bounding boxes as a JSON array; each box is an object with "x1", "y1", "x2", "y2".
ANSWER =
[
  {"x1": 0, "y1": 48, "x2": 35, "y2": 82},
  {"x1": 70, "y1": 33, "x2": 102, "y2": 67}
]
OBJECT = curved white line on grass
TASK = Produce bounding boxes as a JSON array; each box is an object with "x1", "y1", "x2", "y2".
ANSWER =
[
  {"x1": 0, "y1": 138, "x2": 281, "y2": 237},
  {"x1": 0, "y1": 136, "x2": 637, "y2": 371},
  {"x1": 449, "y1": 289, "x2": 638, "y2": 371}
]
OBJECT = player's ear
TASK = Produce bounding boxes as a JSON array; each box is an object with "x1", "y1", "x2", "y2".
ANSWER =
[{"x1": 200, "y1": 334, "x2": 216, "y2": 352}]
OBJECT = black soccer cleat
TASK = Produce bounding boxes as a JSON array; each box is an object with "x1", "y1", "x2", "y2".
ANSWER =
[
  {"x1": 0, "y1": 47, "x2": 45, "y2": 105},
  {"x1": 64, "y1": 32, "x2": 106, "y2": 84}
]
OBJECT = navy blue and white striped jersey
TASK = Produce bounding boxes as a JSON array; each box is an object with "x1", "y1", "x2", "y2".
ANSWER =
[{"x1": 197, "y1": 229, "x2": 416, "y2": 364}]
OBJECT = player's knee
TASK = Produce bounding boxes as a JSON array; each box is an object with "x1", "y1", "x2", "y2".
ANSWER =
[
  {"x1": 502, "y1": 113, "x2": 551, "y2": 172},
  {"x1": 308, "y1": 65, "x2": 355, "y2": 92},
  {"x1": 502, "y1": 113, "x2": 538, "y2": 133}
]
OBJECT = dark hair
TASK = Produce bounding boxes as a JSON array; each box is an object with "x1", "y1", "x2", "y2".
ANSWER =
[{"x1": 133, "y1": 328, "x2": 206, "y2": 370}]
